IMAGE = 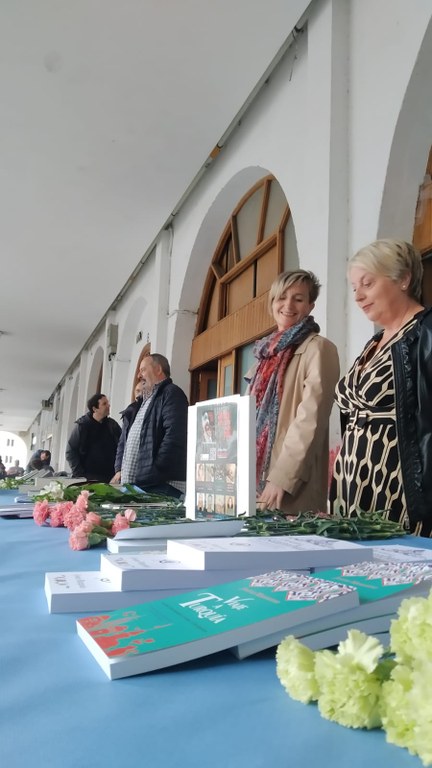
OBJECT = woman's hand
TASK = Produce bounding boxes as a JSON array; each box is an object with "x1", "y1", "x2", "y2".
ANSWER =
[
  {"x1": 257, "y1": 481, "x2": 285, "y2": 511},
  {"x1": 110, "y1": 471, "x2": 121, "y2": 484}
]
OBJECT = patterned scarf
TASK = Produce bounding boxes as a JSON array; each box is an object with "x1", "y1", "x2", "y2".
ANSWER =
[{"x1": 249, "y1": 315, "x2": 320, "y2": 492}]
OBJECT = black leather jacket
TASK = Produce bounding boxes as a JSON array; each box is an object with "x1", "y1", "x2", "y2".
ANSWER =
[{"x1": 392, "y1": 307, "x2": 432, "y2": 536}]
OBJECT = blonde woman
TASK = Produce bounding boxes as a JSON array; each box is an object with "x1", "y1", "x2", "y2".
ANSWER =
[
  {"x1": 247, "y1": 269, "x2": 340, "y2": 513},
  {"x1": 329, "y1": 239, "x2": 431, "y2": 536}
]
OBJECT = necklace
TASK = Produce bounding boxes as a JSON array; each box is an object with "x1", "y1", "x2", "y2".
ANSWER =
[{"x1": 377, "y1": 308, "x2": 421, "y2": 351}]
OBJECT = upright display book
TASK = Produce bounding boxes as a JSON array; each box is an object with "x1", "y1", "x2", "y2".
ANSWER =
[
  {"x1": 99, "y1": 551, "x2": 308, "y2": 591},
  {"x1": 185, "y1": 394, "x2": 256, "y2": 518},
  {"x1": 44, "y1": 571, "x2": 184, "y2": 613},
  {"x1": 231, "y1": 559, "x2": 432, "y2": 659},
  {"x1": 76, "y1": 570, "x2": 359, "y2": 679},
  {"x1": 166, "y1": 535, "x2": 374, "y2": 571}
]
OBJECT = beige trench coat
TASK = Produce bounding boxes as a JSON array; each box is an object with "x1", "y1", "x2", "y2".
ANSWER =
[{"x1": 249, "y1": 332, "x2": 340, "y2": 514}]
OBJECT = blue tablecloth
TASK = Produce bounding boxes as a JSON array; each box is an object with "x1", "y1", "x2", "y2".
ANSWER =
[{"x1": 0, "y1": 494, "x2": 424, "y2": 768}]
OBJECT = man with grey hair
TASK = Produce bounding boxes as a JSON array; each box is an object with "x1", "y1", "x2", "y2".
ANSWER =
[{"x1": 112, "y1": 353, "x2": 188, "y2": 498}]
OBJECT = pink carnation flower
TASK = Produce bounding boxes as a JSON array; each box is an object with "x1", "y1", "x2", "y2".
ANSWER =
[
  {"x1": 63, "y1": 504, "x2": 86, "y2": 530},
  {"x1": 112, "y1": 513, "x2": 131, "y2": 535},
  {"x1": 33, "y1": 500, "x2": 50, "y2": 526},
  {"x1": 69, "y1": 527, "x2": 90, "y2": 551},
  {"x1": 75, "y1": 490, "x2": 90, "y2": 514},
  {"x1": 49, "y1": 504, "x2": 65, "y2": 527},
  {"x1": 124, "y1": 508, "x2": 137, "y2": 522},
  {"x1": 86, "y1": 512, "x2": 102, "y2": 526},
  {"x1": 48, "y1": 500, "x2": 74, "y2": 527},
  {"x1": 80, "y1": 519, "x2": 95, "y2": 534}
]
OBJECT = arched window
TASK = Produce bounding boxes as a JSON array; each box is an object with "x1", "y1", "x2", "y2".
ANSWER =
[
  {"x1": 190, "y1": 175, "x2": 297, "y2": 402},
  {"x1": 413, "y1": 146, "x2": 432, "y2": 305}
]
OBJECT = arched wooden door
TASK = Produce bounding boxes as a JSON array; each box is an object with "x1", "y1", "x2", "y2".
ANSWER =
[
  {"x1": 413, "y1": 146, "x2": 432, "y2": 305},
  {"x1": 190, "y1": 175, "x2": 298, "y2": 403}
]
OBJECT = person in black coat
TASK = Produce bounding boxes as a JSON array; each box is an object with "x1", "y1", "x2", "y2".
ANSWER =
[
  {"x1": 66, "y1": 394, "x2": 121, "y2": 483},
  {"x1": 112, "y1": 354, "x2": 188, "y2": 497}
]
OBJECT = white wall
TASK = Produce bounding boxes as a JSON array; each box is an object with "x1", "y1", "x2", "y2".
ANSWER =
[
  {"x1": 27, "y1": 0, "x2": 432, "y2": 460},
  {"x1": 0, "y1": 432, "x2": 27, "y2": 471}
]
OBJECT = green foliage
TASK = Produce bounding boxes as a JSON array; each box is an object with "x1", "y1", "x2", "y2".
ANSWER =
[
  {"x1": 62, "y1": 482, "x2": 180, "y2": 506},
  {"x1": 241, "y1": 509, "x2": 407, "y2": 540},
  {"x1": 0, "y1": 476, "x2": 28, "y2": 490}
]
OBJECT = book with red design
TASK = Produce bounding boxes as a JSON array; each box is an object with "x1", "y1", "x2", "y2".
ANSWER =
[{"x1": 76, "y1": 569, "x2": 359, "y2": 679}]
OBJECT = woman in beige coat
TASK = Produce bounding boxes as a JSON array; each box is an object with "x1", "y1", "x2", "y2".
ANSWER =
[{"x1": 247, "y1": 270, "x2": 340, "y2": 514}]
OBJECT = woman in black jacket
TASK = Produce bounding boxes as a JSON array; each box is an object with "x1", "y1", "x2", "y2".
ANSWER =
[{"x1": 329, "y1": 239, "x2": 432, "y2": 537}]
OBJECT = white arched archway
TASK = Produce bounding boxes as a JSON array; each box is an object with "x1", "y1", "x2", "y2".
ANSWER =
[
  {"x1": 110, "y1": 296, "x2": 148, "y2": 418},
  {"x1": 86, "y1": 346, "x2": 104, "y2": 402},
  {"x1": 378, "y1": 17, "x2": 432, "y2": 240},
  {"x1": 61, "y1": 376, "x2": 79, "y2": 472},
  {"x1": 170, "y1": 165, "x2": 275, "y2": 378},
  {"x1": 0, "y1": 431, "x2": 27, "y2": 471}
]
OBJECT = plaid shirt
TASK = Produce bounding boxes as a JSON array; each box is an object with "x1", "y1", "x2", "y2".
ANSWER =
[{"x1": 121, "y1": 392, "x2": 155, "y2": 484}]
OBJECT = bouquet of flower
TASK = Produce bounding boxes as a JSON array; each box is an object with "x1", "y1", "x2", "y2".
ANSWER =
[
  {"x1": 32, "y1": 483, "x2": 189, "y2": 550},
  {"x1": 276, "y1": 589, "x2": 432, "y2": 766},
  {"x1": 34, "y1": 480, "x2": 66, "y2": 501},
  {"x1": 33, "y1": 489, "x2": 142, "y2": 550}
]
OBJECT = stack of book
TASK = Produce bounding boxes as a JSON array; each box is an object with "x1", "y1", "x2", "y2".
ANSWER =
[
  {"x1": 105, "y1": 518, "x2": 244, "y2": 554},
  {"x1": 44, "y1": 534, "x2": 374, "y2": 613},
  {"x1": 74, "y1": 553, "x2": 432, "y2": 680},
  {"x1": 231, "y1": 555, "x2": 432, "y2": 659}
]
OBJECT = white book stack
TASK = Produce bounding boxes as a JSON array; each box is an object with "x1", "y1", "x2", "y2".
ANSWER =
[
  {"x1": 232, "y1": 616, "x2": 391, "y2": 658},
  {"x1": 372, "y1": 543, "x2": 432, "y2": 563},
  {"x1": 44, "y1": 534, "x2": 373, "y2": 614},
  {"x1": 44, "y1": 571, "x2": 185, "y2": 613},
  {"x1": 107, "y1": 519, "x2": 244, "y2": 554},
  {"x1": 166, "y1": 535, "x2": 374, "y2": 571},
  {"x1": 106, "y1": 538, "x2": 167, "y2": 554},
  {"x1": 100, "y1": 551, "x2": 308, "y2": 591}
]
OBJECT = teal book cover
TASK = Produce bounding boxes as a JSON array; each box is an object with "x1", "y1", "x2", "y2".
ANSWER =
[
  {"x1": 76, "y1": 570, "x2": 358, "y2": 678},
  {"x1": 314, "y1": 560, "x2": 432, "y2": 603},
  {"x1": 231, "y1": 560, "x2": 432, "y2": 660}
]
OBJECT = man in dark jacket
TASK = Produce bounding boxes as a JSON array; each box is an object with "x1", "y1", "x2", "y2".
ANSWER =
[
  {"x1": 66, "y1": 394, "x2": 121, "y2": 482},
  {"x1": 112, "y1": 354, "x2": 188, "y2": 498}
]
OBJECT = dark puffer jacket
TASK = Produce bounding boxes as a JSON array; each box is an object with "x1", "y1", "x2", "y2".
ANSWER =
[
  {"x1": 66, "y1": 413, "x2": 121, "y2": 482},
  {"x1": 115, "y1": 378, "x2": 188, "y2": 487}
]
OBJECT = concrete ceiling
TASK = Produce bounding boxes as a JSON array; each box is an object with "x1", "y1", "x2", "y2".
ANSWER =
[{"x1": 0, "y1": 0, "x2": 308, "y2": 433}]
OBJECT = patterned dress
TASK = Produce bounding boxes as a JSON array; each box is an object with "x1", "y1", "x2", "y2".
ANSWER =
[{"x1": 329, "y1": 319, "x2": 418, "y2": 531}]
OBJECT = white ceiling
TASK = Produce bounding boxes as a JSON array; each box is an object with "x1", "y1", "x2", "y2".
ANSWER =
[{"x1": 0, "y1": 0, "x2": 308, "y2": 433}]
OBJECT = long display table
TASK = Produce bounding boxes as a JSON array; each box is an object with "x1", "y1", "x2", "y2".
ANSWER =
[{"x1": 0, "y1": 495, "x2": 425, "y2": 768}]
